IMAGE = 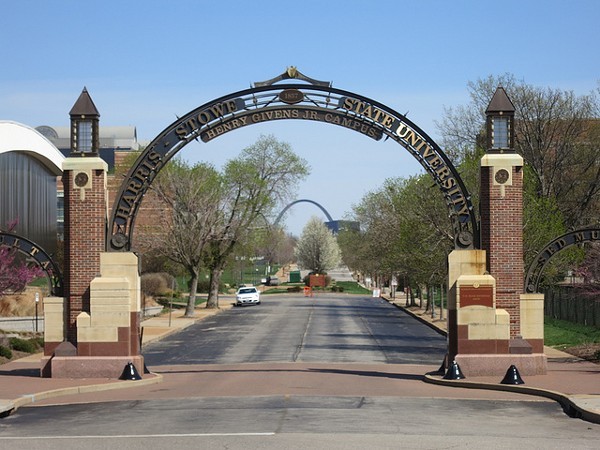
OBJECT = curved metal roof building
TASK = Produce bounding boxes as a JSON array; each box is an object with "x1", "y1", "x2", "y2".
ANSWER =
[{"x1": 0, "y1": 121, "x2": 64, "y2": 255}]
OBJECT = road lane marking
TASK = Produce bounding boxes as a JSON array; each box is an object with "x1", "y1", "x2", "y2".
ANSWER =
[{"x1": 0, "y1": 432, "x2": 276, "y2": 440}]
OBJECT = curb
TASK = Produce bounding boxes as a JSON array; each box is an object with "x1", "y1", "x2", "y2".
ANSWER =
[
  {"x1": 0, "y1": 301, "x2": 231, "y2": 418},
  {"x1": 384, "y1": 297, "x2": 447, "y2": 337},
  {"x1": 0, "y1": 372, "x2": 163, "y2": 418},
  {"x1": 423, "y1": 372, "x2": 600, "y2": 424},
  {"x1": 382, "y1": 296, "x2": 600, "y2": 425}
]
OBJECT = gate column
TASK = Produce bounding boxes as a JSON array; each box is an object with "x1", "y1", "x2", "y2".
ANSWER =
[
  {"x1": 42, "y1": 88, "x2": 143, "y2": 378},
  {"x1": 449, "y1": 87, "x2": 546, "y2": 376},
  {"x1": 480, "y1": 87, "x2": 524, "y2": 339}
]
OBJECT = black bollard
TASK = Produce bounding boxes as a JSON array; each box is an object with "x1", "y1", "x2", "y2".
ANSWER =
[
  {"x1": 443, "y1": 360, "x2": 465, "y2": 380},
  {"x1": 500, "y1": 365, "x2": 524, "y2": 385},
  {"x1": 119, "y1": 362, "x2": 142, "y2": 381}
]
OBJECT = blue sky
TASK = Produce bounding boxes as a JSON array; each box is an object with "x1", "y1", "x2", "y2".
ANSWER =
[{"x1": 1, "y1": 0, "x2": 599, "y2": 235}]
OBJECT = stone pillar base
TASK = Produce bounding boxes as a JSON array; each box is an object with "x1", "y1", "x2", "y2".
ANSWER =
[
  {"x1": 455, "y1": 353, "x2": 547, "y2": 376},
  {"x1": 40, "y1": 355, "x2": 144, "y2": 379}
]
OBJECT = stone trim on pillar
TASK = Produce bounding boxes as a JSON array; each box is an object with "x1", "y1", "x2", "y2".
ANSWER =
[
  {"x1": 520, "y1": 293, "x2": 545, "y2": 354},
  {"x1": 447, "y1": 250, "x2": 487, "y2": 360},
  {"x1": 455, "y1": 274, "x2": 510, "y2": 355},
  {"x1": 42, "y1": 297, "x2": 66, "y2": 356},
  {"x1": 42, "y1": 252, "x2": 142, "y2": 378}
]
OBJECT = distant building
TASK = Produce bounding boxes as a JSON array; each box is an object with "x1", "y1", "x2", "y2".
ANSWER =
[
  {"x1": 0, "y1": 121, "x2": 64, "y2": 255},
  {"x1": 325, "y1": 220, "x2": 360, "y2": 234},
  {"x1": 0, "y1": 101, "x2": 141, "y2": 262},
  {"x1": 35, "y1": 125, "x2": 141, "y2": 240},
  {"x1": 35, "y1": 125, "x2": 140, "y2": 171}
]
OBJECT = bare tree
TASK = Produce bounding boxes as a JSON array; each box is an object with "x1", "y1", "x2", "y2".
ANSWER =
[{"x1": 437, "y1": 74, "x2": 600, "y2": 230}]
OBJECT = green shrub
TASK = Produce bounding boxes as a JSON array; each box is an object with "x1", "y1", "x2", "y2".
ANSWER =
[
  {"x1": 30, "y1": 336, "x2": 44, "y2": 348},
  {"x1": 287, "y1": 286, "x2": 302, "y2": 293},
  {"x1": 0, "y1": 345, "x2": 12, "y2": 359},
  {"x1": 9, "y1": 337, "x2": 37, "y2": 353}
]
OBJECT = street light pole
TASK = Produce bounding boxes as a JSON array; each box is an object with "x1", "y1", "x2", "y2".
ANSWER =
[{"x1": 35, "y1": 292, "x2": 39, "y2": 333}]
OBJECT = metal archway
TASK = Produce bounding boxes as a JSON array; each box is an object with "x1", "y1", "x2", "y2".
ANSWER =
[
  {"x1": 274, "y1": 199, "x2": 334, "y2": 228},
  {"x1": 524, "y1": 228, "x2": 600, "y2": 293},
  {"x1": 108, "y1": 68, "x2": 477, "y2": 252},
  {"x1": 0, "y1": 232, "x2": 63, "y2": 296}
]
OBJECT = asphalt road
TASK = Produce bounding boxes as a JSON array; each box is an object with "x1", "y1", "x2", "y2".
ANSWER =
[
  {"x1": 2, "y1": 294, "x2": 600, "y2": 449},
  {"x1": 2, "y1": 395, "x2": 599, "y2": 449},
  {"x1": 143, "y1": 293, "x2": 448, "y2": 366}
]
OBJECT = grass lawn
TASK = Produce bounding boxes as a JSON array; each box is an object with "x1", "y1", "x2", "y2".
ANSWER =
[
  {"x1": 334, "y1": 281, "x2": 371, "y2": 294},
  {"x1": 261, "y1": 281, "x2": 371, "y2": 295},
  {"x1": 544, "y1": 317, "x2": 600, "y2": 348},
  {"x1": 544, "y1": 317, "x2": 600, "y2": 362}
]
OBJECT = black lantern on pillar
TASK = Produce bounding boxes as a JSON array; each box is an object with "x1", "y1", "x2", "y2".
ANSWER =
[
  {"x1": 69, "y1": 87, "x2": 100, "y2": 157},
  {"x1": 485, "y1": 87, "x2": 515, "y2": 153}
]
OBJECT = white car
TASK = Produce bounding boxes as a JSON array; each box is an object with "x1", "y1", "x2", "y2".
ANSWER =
[{"x1": 236, "y1": 286, "x2": 260, "y2": 306}]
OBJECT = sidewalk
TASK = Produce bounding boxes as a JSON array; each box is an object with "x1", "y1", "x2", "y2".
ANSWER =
[
  {"x1": 0, "y1": 299, "x2": 234, "y2": 418},
  {"x1": 1, "y1": 294, "x2": 600, "y2": 424},
  {"x1": 386, "y1": 295, "x2": 600, "y2": 424}
]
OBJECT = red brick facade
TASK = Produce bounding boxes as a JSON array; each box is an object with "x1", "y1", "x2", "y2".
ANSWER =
[
  {"x1": 62, "y1": 165, "x2": 107, "y2": 343},
  {"x1": 480, "y1": 165, "x2": 524, "y2": 338}
]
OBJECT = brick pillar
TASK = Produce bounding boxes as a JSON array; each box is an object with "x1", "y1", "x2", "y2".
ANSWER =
[
  {"x1": 480, "y1": 154, "x2": 524, "y2": 338},
  {"x1": 62, "y1": 158, "x2": 108, "y2": 344}
]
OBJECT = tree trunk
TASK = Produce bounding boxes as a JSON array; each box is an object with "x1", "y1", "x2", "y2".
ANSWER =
[
  {"x1": 206, "y1": 267, "x2": 223, "y2": 309},
  {"x1": 186, "y1": 270, "x2": 199, "y2": 317}
]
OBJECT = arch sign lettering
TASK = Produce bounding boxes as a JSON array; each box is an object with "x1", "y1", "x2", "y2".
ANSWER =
[
  {"x1": 525, "y1": 228, "x2": 600, "y2": 293},
  {"x1": 109, "y1": 67, "x2": 477, "y2": 252},
  {"x1": 0, "y1": 232, "x2": 63, "y2": 296}
]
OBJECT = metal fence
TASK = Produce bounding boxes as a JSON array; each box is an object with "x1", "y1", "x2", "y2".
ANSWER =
[
  {"x1": 544, "y1": 286, "x2": 600, "y2": 327},
  {"x1": 0, "y1": 316, "x2": 44, "y2": 333}
]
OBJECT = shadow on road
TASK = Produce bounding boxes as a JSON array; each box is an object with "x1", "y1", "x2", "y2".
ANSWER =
[{"x1": 150, "y1": 366, "x2": 425, "y2": 381}]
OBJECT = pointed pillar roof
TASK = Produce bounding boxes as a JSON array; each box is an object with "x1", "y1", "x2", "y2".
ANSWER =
[
  {"x1": 485, "y1": 87, "x2": 515, "y2": 114},
  {"x1": 69, "y1": 87, "x2": 100, "y2": 118}
]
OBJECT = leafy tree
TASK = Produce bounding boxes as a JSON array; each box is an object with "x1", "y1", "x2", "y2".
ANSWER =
[
  {"x1": 204, "y1": 135, "x2": 309, "y2": 308},
  {"x1": 344, "y1": 175, "x2": 452, "y2": 291},
  {"x1": 141, "y1": 158, "x2": 223, "y2": 317},
  {"x1": 295, "y1": 216, "x2": 341, "y2": 274}
]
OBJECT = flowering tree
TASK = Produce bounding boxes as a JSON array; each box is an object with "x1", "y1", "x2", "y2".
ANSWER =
[
  {"x1": 295, "y1": 216, "x2": 341, "y2": 274},
  {"x1": 0, "y1": 220, "x2": 44, "y2": 297},
  {"x1": 0, "y1": 247, "x2": 43, "y2": 296}
]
